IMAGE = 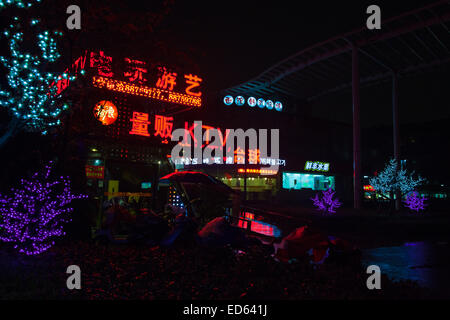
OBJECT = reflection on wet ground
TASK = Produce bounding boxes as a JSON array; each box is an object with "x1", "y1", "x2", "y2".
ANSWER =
[{"x1": 362, "y1": 241, "x2": 450, "y2": 296}]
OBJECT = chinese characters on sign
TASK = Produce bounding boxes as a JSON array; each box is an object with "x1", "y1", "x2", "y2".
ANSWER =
[
  {"x1": 85, "y1": 165, "x2": 104, "y2": 179},
  {"x1": 88, "y1": 50, "x2": 203, "y2": 106},
  {"x1": 222, "y1": 95, "x2": 282, "y2": 111},
  {"x1": 154, "y1": 115, "x2": 174, "y2": 144},
  {"x1": 93, "y1": 100, "x2": 118, "y2": 125},
  {"x1": 304, "y1": 161, "x2": 330, "y2": 172},
  {"x1": 129, "y1": 112, "x2": 151, "y2": 137},
  {"x1": 92, "y1": 76, "x2": 202, "y2": 107},
  {"x1": 128, "y1": 112, "x2": 174, "y2": 142}
]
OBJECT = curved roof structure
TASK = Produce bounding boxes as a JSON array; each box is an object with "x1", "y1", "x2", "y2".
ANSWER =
[{"x1": 221, "y1": 1, "x2": 450, "y2": 103}]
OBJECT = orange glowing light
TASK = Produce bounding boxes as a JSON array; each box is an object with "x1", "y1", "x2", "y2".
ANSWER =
[
  {"x1": 184, "y1": 74, "x2": 202, "y2": 97},
  {"x1": 92, "y1": 76, "x2": 201, "y2": 107},
  {"x1": 93, "y1": 100, "x2": 118, "y2": 125}
]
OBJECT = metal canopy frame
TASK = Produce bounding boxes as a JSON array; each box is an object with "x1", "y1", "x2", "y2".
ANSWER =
[
  {"x1": 222, "y1": 1, "x2": 450, "y2": 102},
  {"x1": 221, "y1": 1, "x2": 450, "y2": 209}
]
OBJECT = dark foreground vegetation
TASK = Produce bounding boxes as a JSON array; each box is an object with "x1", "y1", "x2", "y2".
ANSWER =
[{"x1": 0, "y1": 241, "x2": 431, "y2": 300}]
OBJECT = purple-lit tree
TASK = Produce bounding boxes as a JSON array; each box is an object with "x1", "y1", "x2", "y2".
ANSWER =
[
  {"x1": 311, "y1": 188, "x2": 342, "y2": 214},
  {"x1": 0, "y1": 162, "x2": 87, "y2": 255},
  {"x1": 403, "y1": 191, "x2": 427, "y2": 213}
]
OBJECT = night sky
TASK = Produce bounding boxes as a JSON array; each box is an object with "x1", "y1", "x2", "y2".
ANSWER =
[{"x1": 159, "y1": 0, "x2": 449, "y2": 127}]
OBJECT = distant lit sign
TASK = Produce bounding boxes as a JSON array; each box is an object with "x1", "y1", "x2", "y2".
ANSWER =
[
  {"x1": 238, "y1": 168, "x2": 278, "y2": 175},
  {"x1": 235, "y1": 96, "x2": 245, "y2": 106},
  {"x1": 363, "y1": 185, "x2": 375, "y2": 192},
  {"x1": 247, "y1": 97, "x2": 256, "y2": 107},
  {"x1": 304, "y1": 161, "x2": 330, "y2": 172},
  {"x1": 85, "y1": 165, "x2": 104, "y2": 179},
  {"x1": 141, "y1": 182, "x2": 152, "y2": 189},
  {"x1": 223, "y1": 95, "x2": 283, "y2": 111},
  {"x1": 274, "y1": 101, "x2": 283, "y2": 111},
  {"x1": 93, "y1": 100, "x2": 118, "y2": 125},
  {"x1": 257, "y1": 98, "x2": 265, "y2": 108},
  {"x1": 224, "y1": 95, "x2": 234, "y2": 105}
]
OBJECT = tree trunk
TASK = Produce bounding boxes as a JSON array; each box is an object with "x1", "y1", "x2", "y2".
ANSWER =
[{"x1": 0, "y1": 116, "x2": 22, "y2": 149}]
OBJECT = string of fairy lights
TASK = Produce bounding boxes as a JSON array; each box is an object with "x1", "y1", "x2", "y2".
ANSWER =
[
  {"x1": 0, "y1": 162, "x2": 87, "y2": 255},
  {"x1": 0, "y1": 0, "x2": 73, "y2": 134}
]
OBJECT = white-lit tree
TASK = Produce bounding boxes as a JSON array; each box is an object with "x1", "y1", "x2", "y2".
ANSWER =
[
  {"x1": 369, "y1": 159, "x2": 425, "y2": 207},
  {"x1": 0, "y1": 0, "x2": 73, "y2": 148}
]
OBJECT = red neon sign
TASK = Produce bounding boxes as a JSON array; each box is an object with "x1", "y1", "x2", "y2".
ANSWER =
[
  {"x1": 92, "y1": 76, "x2": 202, "y2": 107},
  {"x1": 156, "y1": 67, "x2": 177, "y2": 91},
  {"x1": 154, "y1": 115, "x2": 174, "y2": 144},
  {"x1": 184, "y1": 74, "x2": 202, "y2": 97},
  {"x1": 129, "y1": 112, "x2": 151, "y2": 137},
  {"x1": 124, "y1": 58, "x2": 148, "y2": 84},
  {"x1": 363, "y1": 185, "x2": 375, "y2": 192}
]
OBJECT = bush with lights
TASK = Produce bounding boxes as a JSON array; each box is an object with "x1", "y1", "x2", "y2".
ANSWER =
[
  {"x1": 0, "y1": 162, "x2": 87, "y2": 255},
  {"x1": 311, "y1": 188, "x2": 342, "y2": 214}
]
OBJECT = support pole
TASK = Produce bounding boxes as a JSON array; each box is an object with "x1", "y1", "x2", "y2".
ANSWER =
[
  {"x1": 392, "y1": 73, "x2": 401, "y2": 210},
  {"x1": 352, "y1": 46, "x2": 362, "y2": 210}
]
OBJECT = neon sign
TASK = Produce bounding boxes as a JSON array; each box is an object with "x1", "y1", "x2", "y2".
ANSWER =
[
  {"x1": 93, "y1": 100, "x2": 118, "y2": 125},
  {"x1": 247, "y1": 97, "x2": 256, "y2": 107},
  {"x1": 92, "y1": 76, "x2": 202, "y2": 107},
  {"x1": 238, "y1": 168, "x2": 278, "y2": 175},
  {"x1": 363, "y1": 185, "x2": 375, "y2": 192},
  {"x1": 129, "y1": 112, "x2": 151, "y2": 137},
  {"x1": 304, "y1": 161, "x2": 330, "y2": 172},
  {"x1": 224, "y1": 95, "x2": 234, "y2": 105},
  {"x1": 223, "y1": 95, "x2": 283, "y2": 111},
  {"x1": 235, "y1": 96, "x2": 245, "y2": 106}
]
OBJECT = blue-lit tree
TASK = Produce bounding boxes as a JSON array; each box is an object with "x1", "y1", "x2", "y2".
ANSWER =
[
  {"x1": 0, "y1": 0, "x2": 73, "y2": 147},
  {"x1": 369, "y1": 159, "x2": 425, "y2": 209}
]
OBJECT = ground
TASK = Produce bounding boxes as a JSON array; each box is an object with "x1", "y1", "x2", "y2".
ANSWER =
[
  {"x1": 0, "y1": 240, "x2": 430, "y2": 300},
  {"x1": 2, "y1": 206, "x2": 449, "y2": 300}
]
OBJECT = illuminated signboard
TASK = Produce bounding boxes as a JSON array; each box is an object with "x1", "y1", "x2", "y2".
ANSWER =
[
  {"x1": 94, "y1": 102, "x2": 174, "y2": 144},
  {"x1": 224, "y1": 95, "x2": 234, "y2": 105},
  {"x1": 235, "y1": 96, "x2": 245, "y2": 106},
  {"x1": 172, "y1": 121, "x2": 285, "y2": 165},
  {"x1": 223, "y1": 95, "x2": 282, "y2": 111},
  {"x1": 85, "y1": 165, "x2": 104, "y2": 179},
  {"x1": 141, "y1": 182, "x2": 152, "y2": 189},
  {"x1": 53, "y1": 50, "x2": 203, "y2": 107},
  {"x1": 92, "y1": 76, "x2": 201, "y2": 107},
  {"x1": 237, "y1": 168, "x2": 278, "y2": 175},
  {"x1": 93, "y1": 100, "x2": 118, "y2": 125},
  {"x1": 304, "y1": 161, "x2": 330, "y2": 172},
  {"x1": 87, "y1": 50, "x2": 203, "y2": 107},
  {"x1": 363, "y1": 185, "x2": 375, "y2": 192},
  {"x1": 247, "y1": 97, "x2": 256, "y2": 107}
]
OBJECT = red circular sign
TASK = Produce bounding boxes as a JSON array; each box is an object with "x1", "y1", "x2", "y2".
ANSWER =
[{"x1": 93, "y1": 100, "x2": 118, "y2": 125}]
